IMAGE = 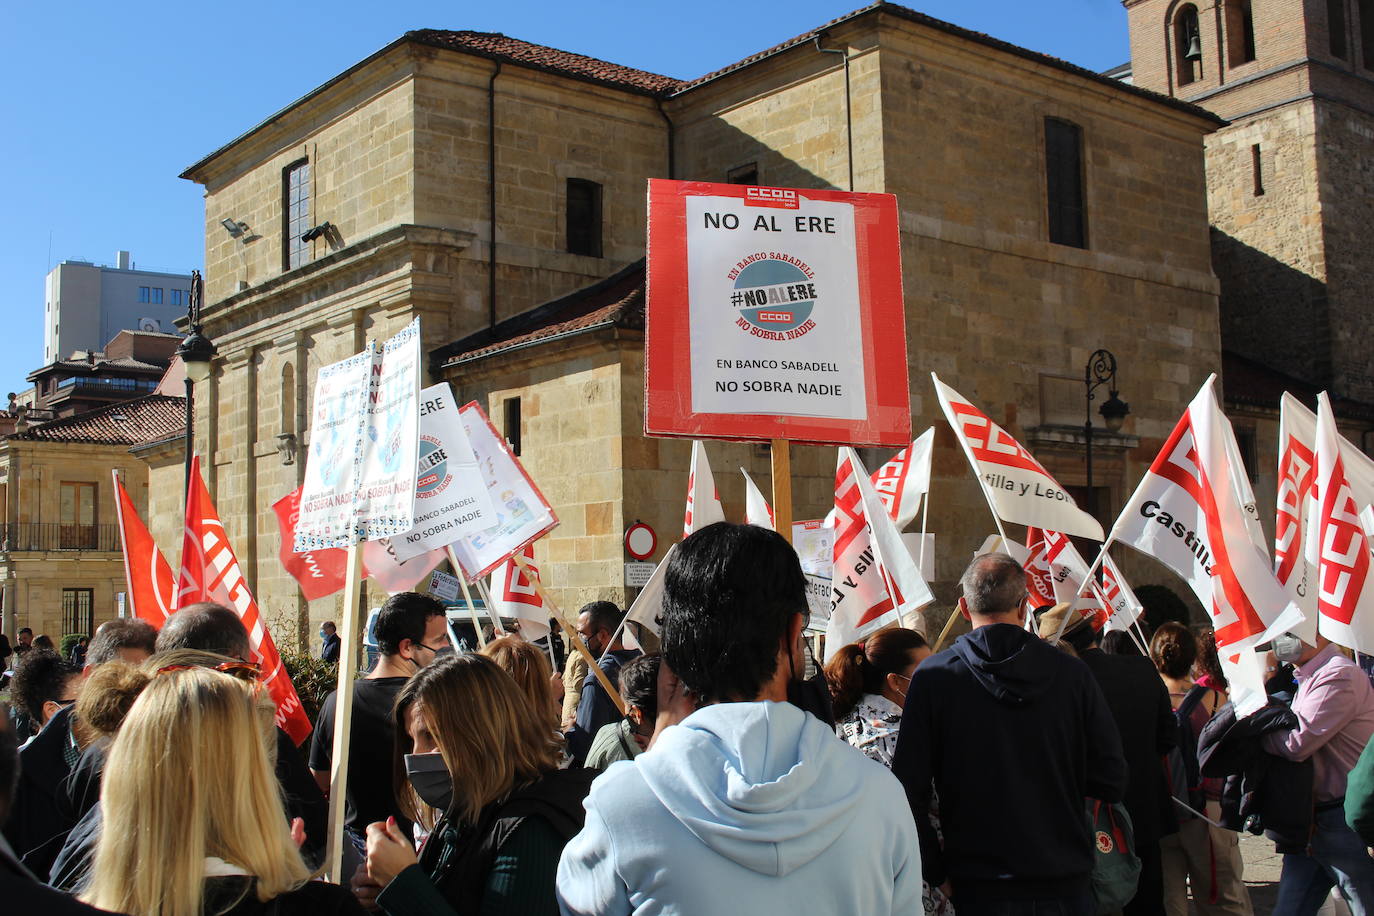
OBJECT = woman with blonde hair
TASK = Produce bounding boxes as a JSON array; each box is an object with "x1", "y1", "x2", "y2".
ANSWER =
[
  {"x1": 480, "y1": 635, "x2": 562, "y2": 740},
  {"x1": 81, "y1": 665, "x2": 364, "y2": 915},
  {"x1": 358, "y1": 653, "x2": 594, "y2": 915}
]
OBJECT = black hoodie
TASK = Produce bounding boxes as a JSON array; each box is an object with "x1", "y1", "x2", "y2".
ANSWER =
[{"x1": 891, "y1": 623, "x2": 1127, "y2": 899}]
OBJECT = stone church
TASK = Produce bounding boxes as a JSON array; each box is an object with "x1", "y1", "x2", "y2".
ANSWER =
[{"x1": 145, "y1": 0, "x2": 1365, "y2": 645}]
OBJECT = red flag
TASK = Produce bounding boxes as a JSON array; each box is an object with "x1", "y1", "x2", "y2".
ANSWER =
[
  {"x1": 271, "y1": 487, "x2": 349, "y2": 601},
  {"x1": 179, "y1": 457, "x2": 313, "y2": 745},
  {"x1": 111, "y1": 470, "x2": 176, "y2": 626}
]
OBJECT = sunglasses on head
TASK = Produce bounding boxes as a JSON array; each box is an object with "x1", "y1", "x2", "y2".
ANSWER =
[{"x1": 156, "y1": 660, "x2": 262, "y2": 682}]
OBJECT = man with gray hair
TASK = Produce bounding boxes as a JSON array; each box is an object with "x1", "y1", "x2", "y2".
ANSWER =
[{"x1": 891, "y1": 553, "x2": 1127, "y2": 916}]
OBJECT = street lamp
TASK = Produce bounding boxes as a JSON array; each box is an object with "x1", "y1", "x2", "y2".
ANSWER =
[
  {"x1": 1084, "y1": 348, "x2": 1129, "y2": 520},
  {"x1": 176, "y1": 270, "x2": 216, "y2": 491}
]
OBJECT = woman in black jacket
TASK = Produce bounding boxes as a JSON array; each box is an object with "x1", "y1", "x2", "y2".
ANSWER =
[{"x1": 358, "y1": 653, "x2": 595, "y2": 916}]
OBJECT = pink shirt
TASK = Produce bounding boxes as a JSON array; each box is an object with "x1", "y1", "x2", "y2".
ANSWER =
[{"x1": 1264, "y1": 643, "x2": 1374, "y2": 802}]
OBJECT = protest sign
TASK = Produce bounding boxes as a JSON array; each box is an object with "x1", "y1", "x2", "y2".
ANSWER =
[
  {"x1": 645, "y1": 179, "x2": 909, "y2": 446},
  {"x1": 295, "y1": 319, "x2": 421, "y2": 551},
  {"x1": 445, "y1": 401, "x2": 558, "y2": 581},
  {"x1": 427, "y1": 569, "x2": 461, "y2": 603},
  {"x1": 392, "y1": 384, "x2": 497, "y2": 561}
]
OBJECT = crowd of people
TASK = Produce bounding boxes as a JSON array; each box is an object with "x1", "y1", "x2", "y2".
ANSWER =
[{"x1": 3, "y1": 521, "x2": 1374, "y2": 914}]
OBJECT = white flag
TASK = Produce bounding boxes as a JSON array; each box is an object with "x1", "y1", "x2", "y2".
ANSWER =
[
  {"x1": 683, "y1": 441, "x2": 726, "y2": 538},
  {"x1": 933, "y1": 374, "x2": 1103, "y2": 540},
  {"x1": 489, "y1": 544, "x2": 549, "y2": 642},
  {"x1": 1109, "y1": 376, "x2": 1301, "y2": 713},
  {"x1": 826, "y1": 450, "x2": 934, "y2": 659},
  {"x1": 1101, "y1": 554, "x2": 1144, "y2": 633},
  {"x1": 871, "y1": 429, "x2": 934, "y2": 529},
  {"x1": 622, "y1": 544, "x2": 676, "y2": 646},
  {"x1": 741, "y1": 469, "x2": 775, "y2": 530},
  {"x1": 1307, "y1": 393, "x2": 1374, "y2": 654},
  {"x1": 1222, "y1": 414, "x2": 1267, "y2": 553}
]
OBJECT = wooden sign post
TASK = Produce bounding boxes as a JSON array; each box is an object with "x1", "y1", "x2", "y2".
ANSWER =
[
  {"x1": 323, "y1": 542, "x2": 365, "y2": 883},
  {"x1": 772, "y1": 438, "x2": 793, "y2": 544}
]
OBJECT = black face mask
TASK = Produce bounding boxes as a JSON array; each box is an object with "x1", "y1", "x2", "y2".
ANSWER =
[{"x1": 404, "y1": 752, "x2": 453, "y2": 813}]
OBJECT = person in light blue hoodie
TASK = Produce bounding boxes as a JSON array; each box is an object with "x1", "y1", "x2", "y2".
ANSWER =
[{"x1": 556, "y1": 522, "x2": 923, "y2": 916}]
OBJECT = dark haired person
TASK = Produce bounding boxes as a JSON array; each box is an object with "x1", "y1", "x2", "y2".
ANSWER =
[
  {"x1": 0, "y1": 704, "x2": 115, "y2": 915},
  {"x1": 565, "y1": 601, "x2": 638, "y2": 766},
  {"x1": 558, "y1": 522, "x2": 921, "y2": 914},
  {"x1": 826, "y1": 628, "x2": 930, "y2": 768},
  {"x1": 85, "y1": 619, "x2": 158, "y2": 669},
  {"x1": 585, "y1": 654, "x2": 660, "y2": 770},
  {"x1": 2, "y1": 649, "x2": 83, "y2": 876},
  {"x1": 892, "y1": 554, "x2": 1126, "y2": 915},
  {"x1": 13, "y1": 627, "x2": 34, "y2": 660},
  {"x1": 1148, "y1": 622, "x2": 1248, "y2": 915},
  {"x1": 310, "y1": 592, "x2": 448, "y2": 851},
  {"x1": 1061, "y1": 612, "x2": 1177, "y2": 916},
  {"x1": 320, "y1": 621, "x2": 340, "y2": 664}
]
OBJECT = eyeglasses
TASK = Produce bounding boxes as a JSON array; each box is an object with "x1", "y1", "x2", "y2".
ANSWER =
[{"x1": 156, "y1": 660, "x2": 262, "y2": 681}]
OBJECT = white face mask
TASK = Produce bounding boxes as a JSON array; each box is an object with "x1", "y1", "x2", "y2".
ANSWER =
[{"x1": 1272, "y1": 633, "x2": 1304, "y2": 664}]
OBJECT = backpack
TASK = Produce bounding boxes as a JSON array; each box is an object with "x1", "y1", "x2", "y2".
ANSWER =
[
  {"x1": 1166, "y1": 684, "x2": 1212, "y2": 819},
  {"x1": 1088, "y1": 799, "x2": 1141, "y2": 913}
]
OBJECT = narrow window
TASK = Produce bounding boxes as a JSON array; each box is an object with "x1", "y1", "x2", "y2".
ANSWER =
[
  {"x1": 1045, "y1": 118, "x2": 1087, "y2": 249},
  {"x1": 566, "y1": 179, "x2": 603, "y2": 258},
  {"x1": 1227, "y1": 0, "x2": 1257, "y2": 65},
  {"x1": 1331, "y1": 0, "x2": 1349, "y2": 57},
  {"x1": 1252, "y1": 144, "x2": 1265, "y2": 196},
  {"x1": 150, "y1": 287, "x2": 163, "y2": 305},
  {"x1": 1361, "y1": 0, "x2": 1374, "y2": 67},
  {"x1": 283, "y1": 159, "x2": 311, "y2": 271},
  {"x1": 138, "y1": 286, "x2": 151, "y2": 303},
  {"x1": 61, "y1": 588, "x2": 94, "y2": 636},
  {"x1": 59, "y1": 481, "x2": 97, "y2": 549},
  {"x1": 728, "y1": 163, "x2": 759, "y2": 185},
  {"x1": 1176, "y1": 5, "x2": 1203, "y2": 85},
  {"x1": 504, "y1": 397, "x2": 522, "y2": 456}
]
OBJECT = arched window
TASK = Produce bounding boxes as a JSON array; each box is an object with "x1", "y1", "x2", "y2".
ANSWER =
[
  {"x1": 1175, "y1": 5, "x2": 1203, "y2": 85},
  {"x1": 1226, "y1": 0, "x2": 1257, "y2": 65}
]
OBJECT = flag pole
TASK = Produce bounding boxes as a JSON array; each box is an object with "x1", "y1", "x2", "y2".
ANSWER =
[
  {"x1": 324, "y1": 540, "x2": 365, "y2": 884},
  {"x1": 932, "y1": 606, "x2": 963, "y2": 651},
  {"x1": 917, "y1": 493, "x2": 930, "y2": 572},
  {"x1": 474, "y1": 577, "x2": 504, "y2": 635},
  {"x1": 1052, "y1": 535, "x2": 1116, "y2": 644},
  {"x1": 513, "y1": 554, "x2": 627, "y2": 716},
  {"x1": 772, "y1": 438, "x2": 793, "y2": 544},
  {"x1": 446, "y1": 547, "x2": 486, "y2": 649}
]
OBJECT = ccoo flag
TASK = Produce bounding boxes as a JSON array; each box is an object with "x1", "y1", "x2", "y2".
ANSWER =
[
  {"x1": 1024, "y1": 527, "x2": 1109, "y2": 629},
  {"x1": 933, "y1": 374, "x2": 1103, "y2": 540},
  {"x1": 111, "y1": 470, "x2": 176, "y2": 626},
  {"x1": 1100, "y1": 554, "x2": 1144, "y2": 634},
  {"x1": 825, "y1": 449, "x2": 934, "y2": 659},
  {"x1": 271, "y1": 487, "x2": 349, "y2": 601},
  {"x1": 741, "y1": 468, "x2": 775, "y2": 530},
  {"x1": 871, "y1": 428, "x2": 934, "y2": 529},
  {"x1": 489, "y1": 544, "x2": 549, "y2": 642},
  {"x1": 683, "y1": 441, "x2": 726, "y2": 538},
  {"x1": 178, "y1": 457, "x2": 313, "y2": 745},
  {"x1": 1306, "y1": 393, "x2": 1374, "y2": 654},
  {"x1": 1109, "y1": 377, "x2": 1302, "y2": 682}
]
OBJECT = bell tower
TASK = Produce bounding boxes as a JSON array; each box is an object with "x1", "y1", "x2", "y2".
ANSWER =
[{"x1": 1124, "y1": 0, "x2": 1374, "y2": 403}]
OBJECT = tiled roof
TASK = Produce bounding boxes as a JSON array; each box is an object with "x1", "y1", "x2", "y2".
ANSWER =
[
  {"x1": 1222, "y1": 350, "x2": 1374, "y2": 421},
  {"x1": 406, "y1": 30, "x2": 685, "y2": 96},
  {"x1": 435, "y1": 260, "x2": 645, "y2": 367},
  {"x1": 9, "y1": 394, "x2": 186, "y2": 446},
  {"x1": 681, "y1": 3, "x2": 1223, "y2": 125}
]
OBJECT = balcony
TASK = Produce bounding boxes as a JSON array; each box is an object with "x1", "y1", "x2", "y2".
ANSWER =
[{"x1": 0, "y1": 523, "x2": 121, "y2": 553}]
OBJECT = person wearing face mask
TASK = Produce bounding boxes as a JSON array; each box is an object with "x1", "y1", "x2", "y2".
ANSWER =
[
  {"x1": 1262, "y1": 631, "x2": 1374, "y2": 915},
  {"x1": 310, "y1": 593, "x2": 449, "y2": 858},
  {"x1": 585, "y1": 654, "x2": 660, "y2": 770},
  {"x1": 557, "y1": 522, "x2": 922, "y2": 916},
  {"x1": 357, "y1": 653, "x2": 595, "y2": 915},
  {"x1": 564, "y1": 601, "x2": 638, "y2": 766},
  {"x1": 825, "y1": 628, "x2": 931, "y2": 768},
  {"x1": 320, "y1": 621, "x2": 341, "y2": 664}
]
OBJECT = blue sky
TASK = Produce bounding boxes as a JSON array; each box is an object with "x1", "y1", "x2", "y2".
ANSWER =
[{"x1": 0, "y1": 0, "x2": 1128, "y2": 387}]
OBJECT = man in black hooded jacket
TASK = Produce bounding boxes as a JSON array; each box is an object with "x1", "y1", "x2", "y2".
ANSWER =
[{"x1": 892, "y1": 553, "x2": 1128, "y2": 916}]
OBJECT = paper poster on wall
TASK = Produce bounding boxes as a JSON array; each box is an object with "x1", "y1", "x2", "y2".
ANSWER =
[
  {"x1": 392, "y1": 384, "x2": 497, "y2": 561},
  {"x1": 445, "y1": 402, "x2": 559, "y2": 582},
  {"x1": 645, "y1": 179, "x2": 910, "y2": 445},
  {"x1": 295, "y1": 319, "x2": 421, "y2": 550}
]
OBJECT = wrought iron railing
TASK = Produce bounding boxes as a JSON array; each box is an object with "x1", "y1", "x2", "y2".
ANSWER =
[{"x1": 0, "y1": 523, "x2": 121, "y2": 552}]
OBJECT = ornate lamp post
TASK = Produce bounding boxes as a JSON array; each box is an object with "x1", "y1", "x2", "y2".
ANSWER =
[
  {"x1": 175, "y1": 270, "x2": 217, "y2": 491},
  {"x1": 1084, "y1": 349, "x2": 1130, "y2": 520}
]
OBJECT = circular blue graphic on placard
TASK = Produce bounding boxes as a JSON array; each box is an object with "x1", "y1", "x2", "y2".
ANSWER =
[
  {"x1": 415, "y1": 437, "x2": 451, "y2": 498},
  {"x1": 731, "y1": 258, "x2": 816, "y2": 336}
]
